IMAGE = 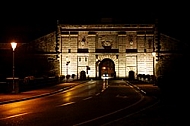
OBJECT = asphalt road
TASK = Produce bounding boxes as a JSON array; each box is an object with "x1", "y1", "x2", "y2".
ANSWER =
[{"x1": 0, "y1": 79, "x2": 186, "y2": 125}]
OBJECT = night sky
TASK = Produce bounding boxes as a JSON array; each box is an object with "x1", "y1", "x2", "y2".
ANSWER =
[{"x1": 0, "y1": 2, "x2": 188, "y2": 44}]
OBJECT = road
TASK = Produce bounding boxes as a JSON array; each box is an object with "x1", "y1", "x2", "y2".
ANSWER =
[{"x1": 0, "y1": 79, "x2": 160, "y2": 126}]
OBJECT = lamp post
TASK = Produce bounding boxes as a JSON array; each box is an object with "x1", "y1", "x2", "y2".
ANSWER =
[
  {"x1": 66, "y1": 59, "x2": 70, "y2": 82},
  {"x1": 66, "y1": 61, "x2": 70, "y2": 75},
  {"x1": 11, "y1": 42, "x2": 17, "y2": 93},
  {"x1": 66, "y1": 57, "x2": 70, "y2": 75},
  {"x1": 96, "y1": 59, "x2": 100, "y2": 79},
  {"x1": 152, "y1": 52, "x2": 156, "y2": 85}
]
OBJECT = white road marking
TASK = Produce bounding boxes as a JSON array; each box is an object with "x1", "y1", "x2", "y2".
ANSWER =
[
  {"x1": 116, "y1": 94, "x2": 128, "y2": 98},
  {"x1": 83, "y1": 97, "x2": 92, "y2": 100},
  {"x1": 58, "y1": 102, "x2": 75, "y2": 106},
  {"x1": 96, "y1": 93, "x2": 100, "y2": 96},
  {"x1": 0, "y1": 112, "x2": 29, "y2": 120}
]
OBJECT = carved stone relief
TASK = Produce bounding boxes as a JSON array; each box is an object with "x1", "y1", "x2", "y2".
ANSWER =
[
  {"x1": 96, "y1": 32, "x2": 118, "y2": 49},
  {"x1": 126, "y1": 32, "x2": 137, "y2": 49},
  {"x1": 78, "y1": 31, "x2": 88, "y2": 49},
  {"x1": 98, "y1": 54, "x2": 117, "y2": 63},
  {"x1": 99, "y1": 35, "x2": 113, "y2": 49}
]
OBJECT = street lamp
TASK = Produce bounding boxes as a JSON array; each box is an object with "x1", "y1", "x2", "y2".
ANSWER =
[
  {"x1": 66, "y1": 57, "x2": 70, "y2": 82},
  {"x1": 66, "y1": 61, "x2": 70, "y2": 75},
  {"x1": 66, "y1": 57, "x2": 70, "y2": 75},
  {"x1": 11, "y1": 42, "x2": 17, "y2": 93},
  {"x1": 96, "y1": 59, "x2": 100, "y2": 79}
]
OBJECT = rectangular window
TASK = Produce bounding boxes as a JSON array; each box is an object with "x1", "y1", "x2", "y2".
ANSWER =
[
  {"x1": 126, "y1": 49, "x2": 137, "y2": 53},
  {"x1": 85, "y1": 57, "x2": 87, "y2": 62},
  {"x1": 77, "y1": 49, "x2": 88, "y2": 53},
  {"x1": 79, "y1": 57, "x2": 81, "y2": 62}
]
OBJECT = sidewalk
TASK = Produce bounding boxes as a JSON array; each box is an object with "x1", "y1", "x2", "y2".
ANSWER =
[{"x1": 0, "y1": 80, "x2": 87, "y2": 105}]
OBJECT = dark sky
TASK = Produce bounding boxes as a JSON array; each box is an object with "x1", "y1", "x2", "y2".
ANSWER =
[{"x1": 0, "y1": 2, "x2": 188, "y2": 44}]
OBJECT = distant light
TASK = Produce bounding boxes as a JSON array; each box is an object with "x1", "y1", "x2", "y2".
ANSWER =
[
  {"x1": 101, "y1": 73, "x2": 110, "y2": 79},
  {"x1": 11, "y1": 42, "x2": 17, "y2": 51}
]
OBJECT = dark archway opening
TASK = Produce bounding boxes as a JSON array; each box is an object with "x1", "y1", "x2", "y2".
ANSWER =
[
  {"x1": 128, "y1": 70, "x2": 135, "y2": 80},
  {"x1": 99, "y1": 58, "x2": 115, "y2": 79}
]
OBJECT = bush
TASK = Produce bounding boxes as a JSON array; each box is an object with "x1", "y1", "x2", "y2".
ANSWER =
[
  {"x1": 60, "y1": 75, "x2": 65, "y2": 80},
  {"x1": 66, "y1": 75, "x2": 70, "y2": 80},
  {"x1": 71, "y1": 74, "x2": 76, "y2": 79}
]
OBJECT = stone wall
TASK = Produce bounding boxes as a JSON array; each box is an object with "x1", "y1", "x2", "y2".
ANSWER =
[
  {"x1": 28, "y1": 32, "x2": 56, "y2": 52},
  {"x1": 155, "y1": 33, "x2": 184, "y2": 77},
  {"x1": 15, "y1": 31, "x2": 60, "y2": 78}
]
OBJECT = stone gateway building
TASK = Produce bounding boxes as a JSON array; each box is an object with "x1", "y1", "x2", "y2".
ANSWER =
[
  {"x1": 0, "y1": 18, "x2": 184, "y2": 81},
  {"x1": 47, "y1": 18, "x2": 182, "y2": 80},
  {"x1": 56, "y1": 19, "x2": 159, "y2": 80}
]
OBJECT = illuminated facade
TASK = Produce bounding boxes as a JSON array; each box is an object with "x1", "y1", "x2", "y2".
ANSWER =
[{"x1": 55, "y1": 19, "x2": 160, "y2": 79}]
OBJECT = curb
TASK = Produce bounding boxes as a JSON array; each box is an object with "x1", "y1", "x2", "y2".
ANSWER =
[
  {"x1": 0, "y1": 81, "x2": 88, "y2": 105},
  {"x1": 126, "y1": 81, "x2": 147, "y2": 95}
]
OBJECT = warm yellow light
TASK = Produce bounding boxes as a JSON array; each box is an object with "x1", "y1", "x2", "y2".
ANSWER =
[
  {"x1": 102, "y1": 67, "x2": 106, "y2": 69},
  {"x1": 66, "y1": 56, "x2": 69, "y2": 61},
  {"x1": 152, "y1": 52, "x2": 156, "y2": 57},
  {"x1": 11, "y1": 42, "x2": 17, "y2": 51}
]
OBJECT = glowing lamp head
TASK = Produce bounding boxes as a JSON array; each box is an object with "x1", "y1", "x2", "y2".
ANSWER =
[
  {"x1": 11, "y1": 42, "x2": 17, "y2": 51},
  {"x1": 152, "y1": 52, "x2": 156, "y2": 57}
]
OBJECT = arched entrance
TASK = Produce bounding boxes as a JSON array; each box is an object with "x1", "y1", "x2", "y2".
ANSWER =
[{"x1": 99, "y1": 58, "x2": 115, "y2": 79}]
